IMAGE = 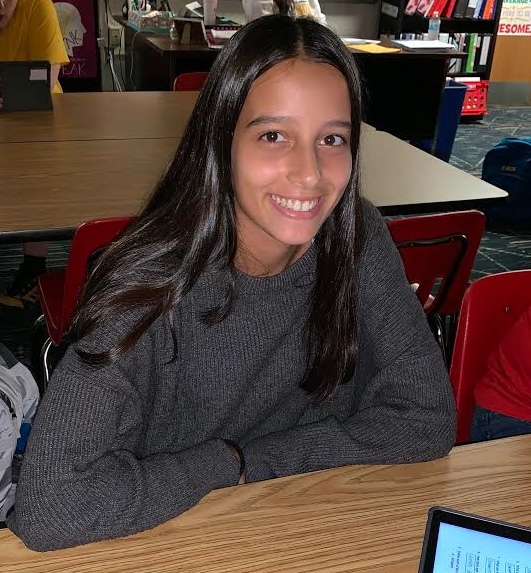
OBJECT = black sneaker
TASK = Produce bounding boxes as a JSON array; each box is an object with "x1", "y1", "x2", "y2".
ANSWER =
[{"x1": 0, "y1": 265, "x2": 42, "y2": 310}]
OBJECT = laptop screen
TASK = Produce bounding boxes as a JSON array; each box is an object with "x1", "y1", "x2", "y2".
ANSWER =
[{"x1": 419, "y1": 507, "x2": 531, "y2": 573}]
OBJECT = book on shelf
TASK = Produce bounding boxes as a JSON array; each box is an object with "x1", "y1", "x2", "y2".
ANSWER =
[
  {"x1": 446, "y1": 32, "x2": 492, "y2": 74},
  {"x1": 406, "y1": 0, "x2": 498, "y2": 19},
  {"x1": 405, "y1": 0, "x2": 422, "y2": 15}
]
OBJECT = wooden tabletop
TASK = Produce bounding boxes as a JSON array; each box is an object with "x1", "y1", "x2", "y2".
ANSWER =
[
  {"x1": 0, "y1": 138, "x2": 177, "y2": 234},
  {"x1": 2, "y1": 435, "x2": 531, "y2": 572},
  {"x1": 0, "y1": 91, "x2": 197, "y2": 143}
]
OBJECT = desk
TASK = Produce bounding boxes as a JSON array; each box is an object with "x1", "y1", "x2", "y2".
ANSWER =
[
  {"x1": 117, "y1": 17, "x2": 460, "y2": 141},
  {"x1": 3, "y1": 435, "x2": 531, "y2": 572},
  {"x1": 360, "y1": 129, "x2": 507, "y2": 215},
  {"x1": 0, "y1": 92, "x2": 506, "y2": 242},
  {"x1": 0, "y1": 91, "x2": 197, "y2": 144}
]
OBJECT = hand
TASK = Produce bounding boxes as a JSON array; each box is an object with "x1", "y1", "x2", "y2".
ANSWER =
[{"x1": 226, "y1": 442, "x2": 246, "y2": 484}]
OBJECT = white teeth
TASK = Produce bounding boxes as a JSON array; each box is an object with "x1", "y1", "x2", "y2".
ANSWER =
[{"x1": 271, "y1": 194, "x2": 318, "y2": 212}]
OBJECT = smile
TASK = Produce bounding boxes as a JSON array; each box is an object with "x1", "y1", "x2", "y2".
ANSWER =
[{"x1": 270, "y1": 194, "x2": 320, "y2": 212}]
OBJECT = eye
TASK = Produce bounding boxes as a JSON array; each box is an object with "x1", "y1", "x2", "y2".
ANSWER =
[
  {"x1": 260, "y1": 131, "x2": 287, "y2": 143},
  {"x1": 320, "y1": 134, "x2": 347, "y2": 147}
]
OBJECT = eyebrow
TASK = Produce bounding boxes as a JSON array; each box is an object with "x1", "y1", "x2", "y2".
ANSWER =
[{"x1": 246, "y1": 116, "x2": 352, "y2": 130}]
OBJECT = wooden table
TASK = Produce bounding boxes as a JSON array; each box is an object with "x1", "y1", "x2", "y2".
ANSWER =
[
  {"x1": 360, "y1": 129, "x2": 507, "y2": 215},
  {"x1": 0, "y1": 91, "x2": 197, "y2": 143},
  {"x1": 0, "y1": 91, "x2": 506, "y2": 243},
  {"x1": 2, "y1": 435, "x2": 531, "y2": 572}
]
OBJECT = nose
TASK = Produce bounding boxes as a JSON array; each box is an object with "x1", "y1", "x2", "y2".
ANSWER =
[{"x1": 287, "y1": 142, "x2": 322, "y2": 189}]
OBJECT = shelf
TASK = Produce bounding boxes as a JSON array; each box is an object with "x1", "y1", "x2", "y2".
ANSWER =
[
  {"x1": 381, "y1": 13, "x2": 498, "y2": 34},
  {"x1": 448, "y1": 71, "x2": 488, "y2": 79}
]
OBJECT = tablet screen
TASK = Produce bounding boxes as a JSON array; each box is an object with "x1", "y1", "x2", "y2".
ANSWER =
[
  {"x1": 433, "y1": 522, "x2": 531, "y2": 572},
  {"x1": 419, "y1": 507, "x2": 531, "y2": 573}
]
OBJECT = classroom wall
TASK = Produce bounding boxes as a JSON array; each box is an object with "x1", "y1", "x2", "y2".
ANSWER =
[
  {"x1": 488, "y1": 36, "x2": 531, "y2": 105},
  {"x1": 98, "y1": 0, "x2": 380, "y2": 91}
]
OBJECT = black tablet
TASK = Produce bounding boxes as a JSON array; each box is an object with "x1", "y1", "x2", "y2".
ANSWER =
[
  {"x1": 0, "y1": 61, "x2": 52, "y2": 112},
  {"x1": 418, "y1": 506, "x2": 531, "y2": 572}
]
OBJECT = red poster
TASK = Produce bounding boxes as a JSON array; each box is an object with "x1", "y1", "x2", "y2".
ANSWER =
[{"x1": 53, "y1": 0, "x2": 98, "y2": 78}]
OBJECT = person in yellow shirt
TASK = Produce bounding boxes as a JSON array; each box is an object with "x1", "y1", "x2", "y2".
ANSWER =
[
  {"x1": 0, "y1": 0, "x2": 68, "y2": 309},
  {"x1": 0, "y1": 0, "x2": 68, "y2": 92}
]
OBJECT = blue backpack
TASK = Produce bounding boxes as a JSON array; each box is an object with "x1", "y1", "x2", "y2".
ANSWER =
[{"x1": 481, "y1": 137, "x2": 531, "y2": 223}]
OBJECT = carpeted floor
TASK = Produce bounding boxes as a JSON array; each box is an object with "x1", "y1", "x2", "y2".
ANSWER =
[{"x1": 1, "y1": 105, "x2": 530, "y2": 368}]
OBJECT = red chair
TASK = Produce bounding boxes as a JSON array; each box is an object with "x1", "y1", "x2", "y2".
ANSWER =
[
  {"x1": 387, "y1": 210, "x2": 485, "y2": 362},
  {"x1": 36, "y1": 217, "x2": 134, "y2": 389},
  {"x1": 172, "y1": 72, "x2": 209, "y2": 91},
  {"x1": 450, "y1": 270, "x2": 531, "y2": 444}
]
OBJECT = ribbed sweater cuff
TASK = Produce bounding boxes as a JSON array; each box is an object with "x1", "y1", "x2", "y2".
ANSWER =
[{"x1": 241, "y1": 442, "x2": 276, "y2": 483}]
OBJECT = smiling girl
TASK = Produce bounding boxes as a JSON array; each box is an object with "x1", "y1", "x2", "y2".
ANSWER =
[{"x1": 8, "y1": 15, "x2": 456, "y2": 552}]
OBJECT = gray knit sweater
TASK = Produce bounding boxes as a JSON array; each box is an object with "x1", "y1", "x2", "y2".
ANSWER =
[{"x1": 8, "y1": 201, "x2": 456, "y2": 551}]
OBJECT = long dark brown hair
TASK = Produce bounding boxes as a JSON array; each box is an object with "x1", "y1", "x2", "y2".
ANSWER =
[{"x1": 70, "y1": 15, "x2": 365, "y2": 402}]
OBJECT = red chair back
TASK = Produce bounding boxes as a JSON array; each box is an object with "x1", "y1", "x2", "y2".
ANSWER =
[
  {"x1": 172, "y1": 72, "x2": 208, "y2": 91},
  {"x1": 387, "y1": 210, "x2": 485, "y2": 316},
  {"x1": 39, "y1": 217, "x2": 134, "y2": 346},
  {"x1": 450, "y1": 270, "x2": 531, "y2": 444}
]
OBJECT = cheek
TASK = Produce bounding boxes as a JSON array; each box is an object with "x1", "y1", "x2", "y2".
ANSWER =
[
  {"x1": 325, "y1": 153, "x2": 353, "y2": 191},
  {"x1": 232, "y1": 144, "x2": 282, "y2": 192}
]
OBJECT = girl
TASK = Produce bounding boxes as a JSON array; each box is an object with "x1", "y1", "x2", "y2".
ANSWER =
[
  {"x1": 8, "y1": 15, "x2": 456, "y2": 551},
  {"x1": 242, "y1": 0, "x2": 327, "y2": 26}
]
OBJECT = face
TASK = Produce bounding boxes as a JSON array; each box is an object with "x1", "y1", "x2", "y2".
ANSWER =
[
  {"x1": 0, "y1": 0, "x2": 17, "y2": 31},
  {"x1": 231, "y1": 58, "x2": 353, "y2": 272}
]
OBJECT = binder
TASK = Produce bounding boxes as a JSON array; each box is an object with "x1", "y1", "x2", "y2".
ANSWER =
[
  {"x1": 465, "y1": 33, "x2": 478, "y2": 71},
  {"x1": 405, "y1": 0, "x2": 422, "y2": 15},
  {"x1": 473, "y1": 0, "x2": 486, "y2": 18},
  {"x1": 477, "y1": 34, "x2": 491, "y2": 72},
  {"x1": 443, "y1": 0, "x2": 459, "y2": 17},
  {"x1": 427, "y1": 0, "x2": 449, "y2": 17},
  {"x1": 464, "y1": 0, "x2": 478, "y2": 17},
  {"x1": 453, "y1": 0, "x2": 471, "y2": 17},
  {"x1": 416, "y1": 0, "x2": 436, "y2": 16}
]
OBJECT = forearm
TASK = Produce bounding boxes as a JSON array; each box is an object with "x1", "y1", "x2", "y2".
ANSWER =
[
  {"x1": 8, "y1": 360, "x2": 240, "y2": 551},
  {"x1": 10, "y1": 436, "x2": 239, "y2": 551},
  {"x1": 243, "y1": 352, "x2": 456, "y2": 483}
]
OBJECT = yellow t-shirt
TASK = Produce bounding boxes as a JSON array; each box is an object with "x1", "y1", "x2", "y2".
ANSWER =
[{"x1": 0, "y1": 0, "x2": 69, "y2": 92}]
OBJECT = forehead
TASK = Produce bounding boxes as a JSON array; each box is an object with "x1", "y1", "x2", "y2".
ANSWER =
[{"x1": 240, "y1": 59, "x2": 351, "y2": 120}]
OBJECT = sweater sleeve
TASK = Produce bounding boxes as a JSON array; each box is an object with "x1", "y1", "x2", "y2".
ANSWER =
[
  {"x1": 7, "y1": 325, "x2": 240, "y2": 552},
  {"x1": 242, "y1": 202, "x2": 457, "y2": 482}
]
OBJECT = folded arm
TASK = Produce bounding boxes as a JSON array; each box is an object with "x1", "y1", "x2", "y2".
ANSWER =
[
  {"x1": 242, "y1": 202, "x2": 456, "y2": 482},
  {"x1": 9, "y1": 343, "x2": 239, "y2": 551}
]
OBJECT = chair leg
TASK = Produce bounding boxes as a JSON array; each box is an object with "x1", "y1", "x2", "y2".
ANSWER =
[
  {"x1": 428, "y1": 313, "x2": 448, "y2": 368},
  {"x1": 445, "y1": 312, "x2": 459, "y2": 365},
  {"x1": 31, "y1": 314, "x2": 47, "y2": 395},
  {"x1": 40, "y1": 338, "x2": 54, "y2": 395}
]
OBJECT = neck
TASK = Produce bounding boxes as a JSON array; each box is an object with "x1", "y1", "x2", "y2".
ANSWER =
[{"x1": 235, "y1": 242, "x2": 310, "y2": 277}]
